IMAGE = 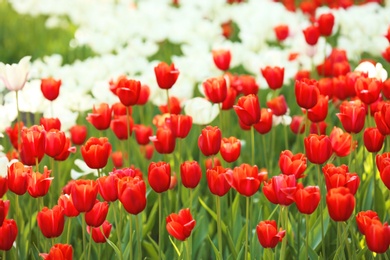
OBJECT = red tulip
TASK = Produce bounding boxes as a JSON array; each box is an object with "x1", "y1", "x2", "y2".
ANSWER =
[
  {"x1": 40, "y1": 243, "x2": 73, "y2": 260},
  {"x1": 263, "y1": 174, "x2": 297, "y2": 206},
  {"x1": 226, "y1": 164, "x2": 261, "y2": 197},
  {"x1": 273, "y1": 25, "x2": 289, "y2": 42},
  {"x1": 116, "y1": 79, "x2": 141, "y2": 107},
  {"x1": 253, "y1": 108, "x2": 273, "y2": 134},
  {"x1": 355, "y1": 77, "x2": 382, "y2": 105},
  {"x1": 318, "y1": 77, "x2": 333, "y2": 98},
  {"x1": 154, "y1": 62, "x2": 179, "y2": 89},
  {"x1": 58, "y1": 194, "x2": 79, "y2": 217},
  {"x1": 86, "y1": 103, "x2": 112, "y2": 131},
  {"x1": 112, "y1": 102, "x2": 129, "y2": 116},
  {"x1": 206, "y1": 166, "x2": 231, "y2": 197},
  {"x1": 87, "y1": 220, "x2": 112, "y2": 243},
  {"x1": 166, "y1": 208, "x2": 196, "y2": 241},
  {"x1": 69, "y1": 125, "x2": 87, "y2": 145},
  {"x1": 111, "y1": 151, "x2": 123, "y2": 168},
  {"x1": 165, "y1": 114, "x2": 192, "y2": 139},
  {"x1": 256, "y1": 220, "x2": 285, "y2": 248},
  {"x1": 0, "y1": 175, "x2": 7, "y2": 198},
  {"x1": 374, "y1": 101, "x2": 390, "y2": 136},
  {"x1": 382, "y1": 79, "x2": 390, "y2": 99},
  {"x1": 97, "y1": 175, "x2": 118, "y2": 202},
  {"x1": 37, "y1": 205, "x2": 65, "y2": 238},
  {"x1": 212, "y1": 49, "x2": 231, "y2": 71},
  {"x1": 198, "y1": 126, "x2": 222, "y2": 157},
  {"x1": 27, "y1": 166, "x2": 52, "y2": 198},
  {"x1": 205, "y1": 157, "x2": 221, "y2": 170},
  {"x1": 234, "y1": 94, "x2": 261, "y2": 126},
  {"x1": 71, "y1": 180, "x2": 98, "y2": 212},
  {"x1": 203, "y1": 76, "x2": 227, "y2": 103},
  {"x1": 0, "y1": 219, "x2": 18, "y2": 251},
  {"x1": 329, "y1": 127, "x2": 355, "y2": 157},
  {"x1": 159, "y1": 96, "x2": 181, "y2": 115},
  {"x1": 45, "y1": 129, "x2": 66, "y2": 158},
  {"x1": 307, "y1": 95, "x2": 328, "y2": 123},
  {"x1": 376, "y1": 152, "x2": 390, "y2": 190},
  {"x1": 356, "y1": 210, "x2": 380, "y2": 235},
  {"x1": 337, "y1": 100, "x2": 366, "y2": 134},
  {"x1": 304, "y1": 134, "x2": 333, "y2": 164},
  {"x1": 232, "y1": 75, "x2": 259, "y2": 96},
  {"x1": 0, "y1": 199, "x2": 10, "y2": 226},
  {"x1": 220, "y1": 136, "x2": 241, "y2": 163},
  {"x1": 295, "y1": 78, "x2": 319, "y2": 109},
  {"x1": 20, "y1": 125, "x2": 46, "y2": 166},
  {"x1": 150, "y1": 126, "x2": 176, "y2": 154},
  {"x1": 40, "y1": 117, "x2": 61, "y2": 131},
  {"x1": 364, "y1": 127, "x2": 384, "y2": 153},
  {"x1": 180, "y1": 161, "x2": 202, "y2": 189},
  {"x1": 148, "y1": 162, "x2": 171, "y2": 193},
  {"x1": 40, "y1": 77, "x2": 61, "y2": 101},
  {"x1": 7, "y1": 161, "x2": 30, "y2": 195},
  {"x1": 294, "y1": 184, "x2": 320, "y2": 214},
  {"x1": 317, "y1": 13, "x2": 334, "y2": 37},
  {"x1": 310, "y1": 121, "x2": 327, "y2": 135},
  {"x1": 326, "y1": 187, "x2": 355, "y2": 221},
  {"x1": 136, "y1": 84, "x2": 150, "y2": 105},
  {"x1": 221, "y1": 86, "x2": 237, "y2": 110},
  {"x1": 81, "y1": 137, "x2": 112, "y2": 169},
  {"x1": 364, "y1": 220, "x2": 390, "y2": 254},
  {"x1": 110, "y1": 115, "x2": 133, "y2": 140},
  {"x1": 266, "y1": 95, "x2": 288, "y2": 116},
  {"x1": 290, "y1": 116, "x2": 305, "y2": 135},
  {"x1": 303, "y1": 25, "x2": 320, "y2": 45},
  {"x1": 261, "y1": 66, "x2": 284, "y2": 90},
  {"x1": 133, "y1": 124, "x2": 153, "y2": 145},
  {"x1": 279, "y1": 150, "x2": 307, "y2": 179},
  {"x1": 117, "y1": 176, "x2": 146, "y2": 215},
  {"x1": 5, "y1": 121, "x2": 24, "y2": 150},
  {"x1": 322, "y1": 163, "x2": 360, "y2": 195},
  {"x1": 85, "y1": 200, "x2": 109, "y2": 227}
]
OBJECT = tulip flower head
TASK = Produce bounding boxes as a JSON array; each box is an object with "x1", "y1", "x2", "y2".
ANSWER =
[
  {"x1": 87, "y1": 220, "x2": 112, "y2": 244},
  {"x1": 0, "y1": 56, "x2": 31, "y2": 91},
  {"x1": 166, "y1": 208, "x2": 196, "y2": 241},
  {"x1": 212, "y1": 49, "x2": 231, "y2": 71},
  {"x1": 81, "y1": 137, "x2": 112, "y2": 169},
  {"x1": 148, "y1": 161, "x2": 171, "y2": 193},
  {"x1": 40, "y1": 77, "x2": 61, "y2": 101},
  {"x1": 39, "y1": 243, "x2": 73, "y2": 260},
  {"x1": 256, "y1": 220, "x2": 286, "y2": 248},
  {"x1": 0, "y1": 219, "x2": 18, "y2": 251},
  {"x1": 37, "y1": 205, "x2": 65, "y2": 238},
  {"x1": 326, "y1": 187, "x2": 355, "y2": 222},
  {"x1": 154, "y1": 62, "x2": 179, "y2": 89}
]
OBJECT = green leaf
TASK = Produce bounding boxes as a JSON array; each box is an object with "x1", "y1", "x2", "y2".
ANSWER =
[
  {"x1": 207, "y1": 235, "x2": 220, "y2": 260},
  {"x1": 168, "y1": 236, "x2": 181, "y2": 257},
  {"x1": 142, "y1": 200, "x2": 158, "y2": 237},
  {"x1": 142, "y1": 240, "x2": 159, "y2": 260},
  {"x1": 104, "y1": 236, "x2": 122, "y2": 259},
  {"x1": 310, "y1": 208, "x2": 330, "y2": 250}
]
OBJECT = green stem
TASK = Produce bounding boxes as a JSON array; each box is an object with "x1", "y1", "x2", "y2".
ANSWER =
[
  {"x1": 158, "y1": 193, "x2": 163, "y2": 260},
  {"x1": 283, "y1": 118, "x2": 288, "y2": 150},
  {"x1": 337, "y1": 222, "x2": 342, "y2": 258},
  {"x1": 127, "y1": 106, "x2": 132, "y2": 164},
  {"x1": 129, "y1": 215, "x2": 134, "y2": 260},
  {"x1": 166, "y1": 89, "x2": 171, "y2": 115},
  {"x1": 219, "y1": 103, "x2": 223, "y2": 133},
  {"x1": 88, "y1": 227, "x2": 92, "y2": 260},
  {"x1": 261, "y1": 135, "x2": 269, "y2": 171},
  {"x1": 245, "y1": 196, "x2": 250, "y2": 260},
  {"x1": 317, "y1": 165, "x2": 326, "y2": 259},
  {"x1": 280, "y1": 206, "x2": 288, "y2": 260},
  {"x1": 305, "y1": 214, "x2": 309, "y2": 260},
  {"x1": 82, "y1": 215, "x2": 87, "y2": 260},
  {"x1": 113, "y1": 204, "x2": 124, "y2": 260},
  {"x1": 189, "y1": 189, "x2": 193, "y2": 211},
  {"x1": 66, "y1": 217, "x2": 71, "y2": 244},
  {"x1": 216, "y1": 196, "x2": 223, "y2": 260},
  {"x1": 373, "y1": 152, "x2": 377, "y2": 211},
  {"x1": 16, "y1": 90, "x2": 21, "y2": 155},
  {"x1": 185, "y1": 239, "x2": 191, "y2": 260},
  {"x1": 135, "y1": 214, "x2": 142, "y2": 260},
  {"x1": 251, "y1": 126, "x2": 255, "y2": 166}
]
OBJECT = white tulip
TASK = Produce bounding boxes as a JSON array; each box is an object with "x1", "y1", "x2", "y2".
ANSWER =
[
  {"x1": 184, "y1": 97, "x2": 219, "y2": 125},
  {"x1": 354, "y1": 61, "x2": 388, "y2": 82},
  {"x1": 0, "y1": 156, "x2": 9, "y2": 178},
  {"x1": 0, "y1": 56, "x2": 31, "y2": 91}
]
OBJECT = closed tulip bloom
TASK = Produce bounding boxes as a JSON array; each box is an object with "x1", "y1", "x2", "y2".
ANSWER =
[
  {"x1": 355, "y1": 77, "x2": 382, "y2": 105},
  {"x1": 290, "y1": 116, "x2": 305, "y2": 135},
  {"x1": 136, "y1": 84, "x2": 150, "y2": 105},
  {"x1": 40, "y1": 117, "x2": 61, "y2": 131},
  {"x1": 27, "y1": 166, "x2": 53, "y2": 198},
  {"x1": 166, "y1": 208, "x2": 196, "y2": 241},
  {"x1": 97, "y1": 175, "x2": 118, "y2": 202},
  {"x1": 254, "y1": 108, "x2": 273, "y2": 134},
  {"x1": 0, "y1": 56, "x2": 31, "y2": 91},
  {"x1": 364, "y1": 127, "x2": 384, "y2": 153},
  {"x1": 279, "y1": 150, "x2": 307, "y2": 179},
  {"x1": 150, "y1": 126, "x2": 176, "y2": 154},
  {"x1": 234, "y1": 94, "x2": 261, "y2": 126},
  {"x1": 294, "y1": 184, "x2": 320, "y2": 214},
  {"x1": 7, "y1": 161, "x2": 30, "y2": 195},
  {"x1": 295, "y1": 78, "x2": 319, "y2": 109},
  {"x1": 0, "y1": 175, "x2": 7, "y2": 198},
  {"x1": 329, "y1": 127, "x2": 355, "y2": 157},
  {"x1": 203, "y1": 76, "x2": 227, "y2": 104},
  {"x1": 227, "y1": 164, "x2": 261, "y2": 197},
  {"x1": 81, "y1": 137, "x2": 112, "y2": 169},
  {"x1": 318, "y1": 77, "x2": 333, "y2": 98},
  {"x1": 71, "y1": 180, "x2": 98, "y2": 212},
  {"x1": 303, "y1": 25, "x2": 320, "y2": 45},
  {"x1": 308, "y1": 95, "x2": 328, "y2": 123},
  {"x1": 337, "y1": 100, "x2": 366, "y2": 134},
  {"x1": 69, "y1": 125, "x2": 87, "y2": 145},
  {"x1": 206, "y1": 166, "x2": 231, "y2": 197},
  {"x1": 86, "y1": 103, "x2": 112, "y2": 131},
  {"x1": 112, "y1": 102, "x2": 129, "y2": 116},
  {"x1": 317, "y1": 13, "x2": 335, "y2": 37},
  {"x1": 356, "y1": 210, "x2": 380, "y2": 235},
  {"x1": 274, "y1": 25, "x2": 289, "y2": 41},
  {"x1": 110, "y1": 115, "x2": 132, "y2": 140},
  {"x1": 310, "y1": 121, "x2": 328, "y2": 135},
  {"x1": 383, "y1": 79, "x2": 390, "y2": 99},
  {"x1": 37, "y1": 205, "x2": 65, "y2": 238},
  {"x1": 148, "y1": 162, "x2": 171, "y2": 193},
  {"x1": 39, "y1": 243, "x2": 73, "y2": 260},
  {"x1": 85, "y1": 200, "x2": 109, "y2": 227},
  {"x1": 154, "y1": 62, "x2": 179, "y2": 89},
  {"x1": 40, "y1": 77, "x2": 61, "y2": 101},
  {"x1": 54, "y1": 137, "x2": 75, "y2": 161},
  {"x1": 198, "y1": 126, "x2": 221, "y2": 157},
  {"x1": 87, "y1": 220, "x2": 112, "y2": 244},
  {"x1": 374, "y1": 102, "x2": 390, "y2": 136},
  {"x1": 266, "y1": 95, "x2": 288, "y2": 116},
  {"x1": 376, "y1": 153, "x2": 390, "y2": 190},
  {"x1": 180, "y1": 161, "x2": 202, "y2": 189},
  {"x1": 220, "y1": 136, "x2": 241, "y2": 163},
  {"x1": 133, "y1": 124, "x2": 153, "y2": 145},
  {"x1": 20, "y1": 125, "x2": 46, "y2": 166},
  {"x1": 58, "y1": 194, "x2": 79, "y2": 217},
  {"x1": 365, "y1": 220, "x2": 390, "y2": 254},
  {"x1": 0, "y1": 219, "x2": 18, "y2": 251},
  {"x1": 159, "y1": 96, "x2": 181, "y2": 115},
  {"x1": 116, "y1": 79, "x2": 141, "y2": 107},
  {"x1": 5, "y1": 121, "x2": 24, "y2": 150},
  {"x1": 326, "y1": 187, "x2": 355, "y2": 222},
  {"x1": 117, "y1": 176, "x2": 146, "y2": 215},
  {"x1": 233, "y1": 75, "x2": 259, "y2": 96},
  {"x1": 0, "y1": 199, "x2": 10, "y2": 226},
  {"x1": 110, "y1": 151, "x2": 122, "y2": 168},
  {"x1": 261, "y1": 66, "x2": 284, "y2": 90},
  {"x1": 304, "y1": 134, "x2": 333, "y2": 164},
  {"x1": 45, "y1": 129, "x2": 66, "y2": 158},
  {"x1": 165, "y1": 114, "x2": 192, "y2": 139},
  {"x1": 263, "y1": 174, "x2": 297, "y2": 206},
  {"x1": 221, "y1": 87, "x2": 237, "y2": 110},
  {"x1": 212, "y1": 49, "x2": 231, "y2": 71},
  {"x1": 256, "y1": 220, "x2": 286, "y2": 248},
  {"x1": 322, "y1": 163, "x2": 360, "y2": 195}
]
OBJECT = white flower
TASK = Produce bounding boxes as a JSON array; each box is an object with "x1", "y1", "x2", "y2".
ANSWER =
[
  {"x1": 70, "y1": 159, "x2": 98, "y2": 180},
  {"x1": 184, "y1": 97, "x2": 219, "y2": 125},
  {"x1": 354, "y1": 61, "x2": 388, "y2": 82},
  {"x1": 0, "y1": 56, "x2": 31, "y2": 91},
  {"x1": 0, "y1": 156, "x2": 9, "y2": 178}
]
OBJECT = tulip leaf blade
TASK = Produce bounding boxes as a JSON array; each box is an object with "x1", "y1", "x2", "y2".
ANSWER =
[
  {"x1": 207, "y1": 235, "x2": 220, "y2": 260},
  {"x1": 168, "y1": 236, "x2": 181, "y2": 257}
]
